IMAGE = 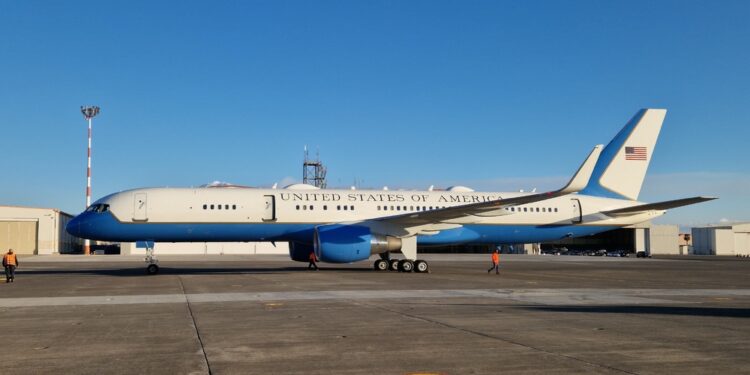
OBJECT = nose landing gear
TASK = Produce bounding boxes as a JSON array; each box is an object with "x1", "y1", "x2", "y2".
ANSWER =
[{"x1": 144, "y1": 244, "x2": 159, "y2": 275}]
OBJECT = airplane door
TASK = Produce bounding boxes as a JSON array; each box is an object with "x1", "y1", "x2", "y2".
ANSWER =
[
  {"x1": 133, "y1": 193, "x2": 148, "y2": 221},
  {"x1": 262, "y1": 195, "x2": 276, "y2": 221},
  {"x1": 571, "y1": 198, "x2": 582, "y2": 224}
]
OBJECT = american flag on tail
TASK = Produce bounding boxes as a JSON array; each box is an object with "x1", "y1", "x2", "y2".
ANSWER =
[{"x1": 625, "y1": 146, "x2": 647, "y2": 161}]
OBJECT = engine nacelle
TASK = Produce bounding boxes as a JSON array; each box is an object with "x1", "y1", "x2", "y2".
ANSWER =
[
  {"x1": 314, "y1": 224, "x2": 401, "y2": 263},
  {"x1": 289, "y1": 241, "x2": 315, "y2": 262}
]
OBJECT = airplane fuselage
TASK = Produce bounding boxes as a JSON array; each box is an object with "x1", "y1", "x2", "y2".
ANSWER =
[{"x1": 69, "y1": 186, "x2": 660, "y2": 246}]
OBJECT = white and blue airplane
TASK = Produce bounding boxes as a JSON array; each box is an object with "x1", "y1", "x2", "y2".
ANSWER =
[{"x1": 67, "y1": 109, "x2": 714, "y2": 274}]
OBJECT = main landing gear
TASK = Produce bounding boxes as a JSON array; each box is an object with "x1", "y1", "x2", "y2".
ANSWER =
[{"x1": 373, "y1": 255, "x2": 429, "y2": 273}]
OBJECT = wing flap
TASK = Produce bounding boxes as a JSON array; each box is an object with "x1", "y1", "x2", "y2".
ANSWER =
[
  {"x1": 603, "y1": 196, "x2": 717, "y2": 217},
  {"x1": 373, "y1": 144, "x2": 603, "y2": 232}
]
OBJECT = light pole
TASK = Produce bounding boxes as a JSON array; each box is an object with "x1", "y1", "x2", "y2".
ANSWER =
[{"x1": 80, "y1": 105, "x2": 100, "y2": 255}]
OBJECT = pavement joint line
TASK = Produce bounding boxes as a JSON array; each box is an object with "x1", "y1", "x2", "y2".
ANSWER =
[
  {"x1": 354, "y1": 300, "x2": 640, "y2": 375},
  {"x1": 1, "y1": 289, "x2": 749, "y2": 308},
  {"x1": 178, "y1": 276, "x2": 212, "y2": 375}
]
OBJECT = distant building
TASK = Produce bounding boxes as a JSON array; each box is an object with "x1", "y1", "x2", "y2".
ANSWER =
[
  {"x1": 692, "y1": 223, "x2": 750, "y2": 256},
  {"x1": 0, "y1": 205, "x2": 80, "y2": 254},
  {"x1": 678, "y1": 233, "x2": 692, "y2": 255}
]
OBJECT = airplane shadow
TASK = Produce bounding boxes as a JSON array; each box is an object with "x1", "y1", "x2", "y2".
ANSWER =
[
  {"x1": 524, "y1": 305, "x2": 750, "y2": 318},
  {"x1": 18, "y1": 266, "x2": 375, "y2": 277}
]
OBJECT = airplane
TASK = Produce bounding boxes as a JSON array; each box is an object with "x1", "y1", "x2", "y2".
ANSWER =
[{"x1": 66, "y1": 109, "x2": 715, "y2": 274}]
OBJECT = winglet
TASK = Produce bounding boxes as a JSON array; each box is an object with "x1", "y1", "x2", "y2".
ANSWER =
[{"x1": 560, "y1": 144, "x2": 603, "y2": 194}]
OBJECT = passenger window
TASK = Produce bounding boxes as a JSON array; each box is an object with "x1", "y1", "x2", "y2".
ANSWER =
[
  {"x1": 233, "y1": 205, "x2": 237, "y2": 210},
  {"x1": 225, "y1": 204, "x2": 229, "y2": 210},
  {"x1": 310, "y1": 205, "x2": 314, "y2": 210},
  {"x1": 303, "y1": 205, "x2": 307, "y2": 210},
  {"x1": 218, "y1": 205, "x2": 222, "y2": 210},
  {"x1": 536, "y1": 207, "x2": 539, "y2": 212},
  {"x1": 203, "y1": 204, "x2": 207, "y2": 210},
  {"x1": 554, "y1": 208, "x2": 558, "y2": 212},
  {"x1": 343, "y1": 206, "x2": 348, "y2": 211},
  {"x1": 296, "y1": 205, "x2": 300, "y2": 210},
  {"x1": 210, "y1": 204, "x2": 215, "y2": 210},
  {"x1": 350, "y1": 205, "x2": 354, "y2": 211},
  {"x1": 397, "y1": 206, "x2": 401, "y2": 211},
  {"x1": 323, "y1": 205, "x2": 328, "y2": 210}
]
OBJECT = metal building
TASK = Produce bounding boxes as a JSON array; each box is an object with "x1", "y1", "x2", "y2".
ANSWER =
[
  {"x1": 543, "y1": 222, "x2": 681, "y2": 255},
  {"x1": 692, "y1": 223, "x2": 750, "y2": 256},
  {"x1": 0, "y1": 206, "x2": 80, "y2": 255}
]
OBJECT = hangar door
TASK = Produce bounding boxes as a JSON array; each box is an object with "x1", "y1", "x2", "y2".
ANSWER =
[{"x1": 0, "y1": 221, "x2": 38, "y2": 255}]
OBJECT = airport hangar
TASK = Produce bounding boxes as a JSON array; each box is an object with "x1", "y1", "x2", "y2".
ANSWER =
[{"x1": 0, "y1": 206, "x2": 80, "y2": 255}]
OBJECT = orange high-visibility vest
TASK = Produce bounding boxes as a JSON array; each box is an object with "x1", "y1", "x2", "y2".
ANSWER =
[
  {"x1": 3, "y1": 253, "x2": 17, "y2": 266},
  {"x1": 491, "y1": 252, "x2": 499, "y2": 264}
]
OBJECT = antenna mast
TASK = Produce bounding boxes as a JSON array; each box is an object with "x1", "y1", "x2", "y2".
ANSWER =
[{"x1": 303, "y1": 146, "x2": 327, "y2": 188}]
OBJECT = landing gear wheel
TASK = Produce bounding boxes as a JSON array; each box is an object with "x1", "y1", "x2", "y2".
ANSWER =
[
  {"x1": 398, "y1": 260, "x2": 414, "y2": 273},
  {"x1": 414, "y1": 260, "x2": 429, "y2": 273},
  {"x1": 146, "y1": 264, "x2": 160, "y2": 275},
  {"x1": 374, "y1": 259, "x2": 389, "y2": 271},
  {"x1": 389, "y1": 259, "x2": 400, "y2": 271}
]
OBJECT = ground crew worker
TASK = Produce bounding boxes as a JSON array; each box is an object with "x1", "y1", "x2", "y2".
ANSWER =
[
  {"x1": 487, "y1": 249, "x2": 500, "y2": 274},
  {"x1": 308, "y1": 251, "x2": 319, "y2": 270},
  {"x1": 3, "y1": 249, "x2": 18, "y2": 283}
]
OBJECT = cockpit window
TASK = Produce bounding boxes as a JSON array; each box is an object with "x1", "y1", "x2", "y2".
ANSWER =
[{"x1": 86, "y1": 204, "x2": 110, "y2": 213}]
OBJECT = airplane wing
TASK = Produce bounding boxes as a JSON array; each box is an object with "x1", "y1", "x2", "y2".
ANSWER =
[
  {"x1": 363, "y1": 144, "x2": 603, "y2": 236},
  {"x1": 602, "y1": 196, "x2": 717, "y2": 217}
]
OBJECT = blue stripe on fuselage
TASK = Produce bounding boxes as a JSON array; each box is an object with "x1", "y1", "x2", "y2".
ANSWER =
[{"x1": 67, "y1": 211, "x2": 619, "y2": 245}]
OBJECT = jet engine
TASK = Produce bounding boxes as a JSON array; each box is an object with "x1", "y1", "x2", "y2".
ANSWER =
[
  {"x1": 289, "y1": 241, "x2": 315, "y2": 262},
  {"x1": 314, "y1": 224, "x2": 401, "y2": 263}
]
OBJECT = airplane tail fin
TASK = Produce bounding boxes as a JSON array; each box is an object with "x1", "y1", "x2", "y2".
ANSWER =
[{"x1": 580, "y1": 109, "x2": 667, "y2": 201}]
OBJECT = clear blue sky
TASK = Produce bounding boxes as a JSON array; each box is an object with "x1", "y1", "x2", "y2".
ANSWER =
[{"x1": 1, "y1": 0, "x2": 748, "y2": 227}]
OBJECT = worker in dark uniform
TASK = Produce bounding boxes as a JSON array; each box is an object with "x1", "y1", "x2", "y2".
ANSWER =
[
  {"x1": 3, "y1": 249, "x2": 18, "y2": 283},
  {"x1": 308, "y1": 251, "x2": 319, "y2": 270},
  {"x1": 487, "y1": 249, "x2": 500, "y2": 274}
]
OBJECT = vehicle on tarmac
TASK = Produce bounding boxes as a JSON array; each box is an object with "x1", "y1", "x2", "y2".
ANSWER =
[{"x1": 67, "y1": 109, "x2": 714, "y2": 274}]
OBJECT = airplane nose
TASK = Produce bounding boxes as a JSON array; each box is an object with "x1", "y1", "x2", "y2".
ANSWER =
[{"x1": 66, "y1": 215, "x2": 83, "y2": 237}]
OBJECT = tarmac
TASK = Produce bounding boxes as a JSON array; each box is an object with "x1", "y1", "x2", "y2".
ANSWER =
[{"x1": 1, "y1": 254, "x2": 749, "y2": 374}]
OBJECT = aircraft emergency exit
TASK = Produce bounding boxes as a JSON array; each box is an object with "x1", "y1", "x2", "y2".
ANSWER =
[{"x1": 67, "y1": 109, "x2": 715, "y2": 274}]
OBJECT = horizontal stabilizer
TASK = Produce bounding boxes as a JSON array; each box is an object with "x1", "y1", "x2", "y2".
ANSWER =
[{"x1": 602, "y1": 196, "x2": 717, "y2": 217}]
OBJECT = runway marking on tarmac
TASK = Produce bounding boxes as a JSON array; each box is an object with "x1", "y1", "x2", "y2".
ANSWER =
[{"x1": 1, "y1": 288, "x2": 749, "y2": 308}]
